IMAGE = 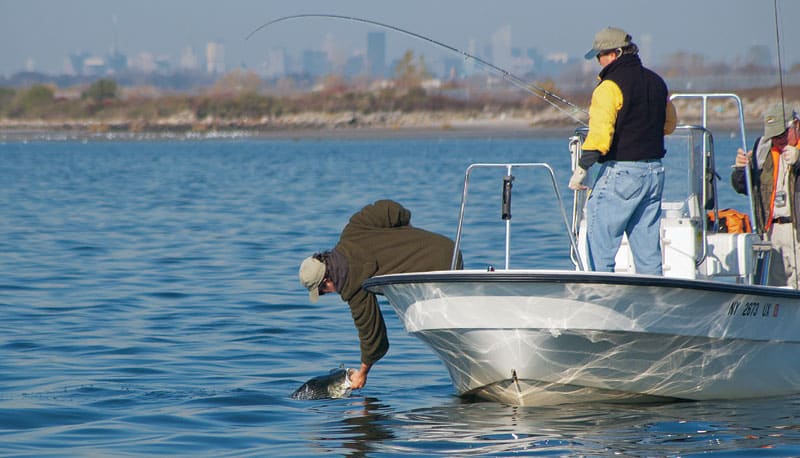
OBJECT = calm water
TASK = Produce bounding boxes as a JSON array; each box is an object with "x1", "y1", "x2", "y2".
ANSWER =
[{"x1": 2, "y1": 134, "x2": 800, "y2": 457}]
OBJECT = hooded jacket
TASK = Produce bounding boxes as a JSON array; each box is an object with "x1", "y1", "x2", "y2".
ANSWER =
[{"x1": 333, "y1": 200, "x2": 460, "y2": 365}]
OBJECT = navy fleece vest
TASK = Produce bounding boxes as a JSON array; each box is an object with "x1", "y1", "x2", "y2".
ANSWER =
[{"x1": 599, "y1": 54, "x2": 669, "y2": 162}]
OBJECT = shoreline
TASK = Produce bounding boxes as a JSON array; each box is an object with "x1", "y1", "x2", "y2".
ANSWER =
[
  {"x1": 0, "y1": 97, "x2": 779, "y2": 142},
  {"x1": 0, "y1": 120, "x2": 577, "y2": 142}
]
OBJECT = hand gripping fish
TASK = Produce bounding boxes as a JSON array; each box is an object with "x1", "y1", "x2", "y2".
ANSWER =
[{"x1": 290, "y1": 367, "x2": 353, "y2": 400}]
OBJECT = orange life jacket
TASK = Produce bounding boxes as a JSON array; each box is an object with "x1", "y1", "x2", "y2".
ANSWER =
[{"x1": 707, "y1": 208, "x2": 752, "y2": 234}]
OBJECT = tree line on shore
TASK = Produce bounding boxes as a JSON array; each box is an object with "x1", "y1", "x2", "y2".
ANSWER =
[
  {"x1": 3, "y1": 53, "x2": 800, "y2": 132},
  {"x1": 0, "y1": 50, "x2": 576, "y2": 130},
  {"x1": 0, "y1": 78, "x2": 565, "y2": 125}
]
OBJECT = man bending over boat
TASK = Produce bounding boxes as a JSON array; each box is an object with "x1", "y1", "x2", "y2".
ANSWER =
[
  {"x1": 731, "y1": 104, "x2": 800, "y2": 288},
  {"x1": 298, "y1": 200, "x2": 461, "y2": 389},
  {"x1": 569, "y1": 26, "x2": 677, "y2": 275}
]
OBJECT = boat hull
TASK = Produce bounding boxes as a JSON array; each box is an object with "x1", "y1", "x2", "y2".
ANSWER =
[{"x1": 364, "y1": 270, "x2": 800, "y2": 405}]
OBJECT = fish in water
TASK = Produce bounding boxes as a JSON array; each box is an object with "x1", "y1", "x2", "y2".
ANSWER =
[{"x1": 291, "y1": 367, "x2": 353, "y2": 400}]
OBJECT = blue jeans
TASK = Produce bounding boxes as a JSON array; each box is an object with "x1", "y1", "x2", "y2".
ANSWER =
[{"x1": 586, "y1": 160, "x2": 665, "y2": 275}]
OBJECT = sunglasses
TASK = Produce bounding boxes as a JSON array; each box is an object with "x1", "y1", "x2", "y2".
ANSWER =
[{"x1": 596, "y1": 50, "x2": 615, "y2": 62}]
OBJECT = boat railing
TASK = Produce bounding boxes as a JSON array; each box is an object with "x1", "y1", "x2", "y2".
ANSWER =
[
  {"x1": 669, "y1": 93, "x2": 754, "y2": 224},
  {"x1": 670, "y1": 93, "x2": 770, "y2": 285},
  {"x1": 663, "y1": 124, "x2": 715, "y2": 268},
  {"x1": 450, "y1": 163, "x2": 583, "y2": 271},
  {"x1": 568, "y1": 92, "x2": 769, "y2": 284}
]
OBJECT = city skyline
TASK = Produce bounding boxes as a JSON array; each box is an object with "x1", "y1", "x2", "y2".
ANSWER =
[{"x1": 2, "y1": 0, "x2": 800, "y2": 79}]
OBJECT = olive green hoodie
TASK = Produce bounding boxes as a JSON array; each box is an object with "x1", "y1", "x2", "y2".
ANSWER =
[{"x1": 334, "y1": 200, "x2": 460, "y2": 365}]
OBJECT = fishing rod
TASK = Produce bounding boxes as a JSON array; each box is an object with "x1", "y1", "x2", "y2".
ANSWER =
[
  {"x1": 774, "y1": 0, "x2": 787, "y2": 119},
  {"x1": 773, "y1": 0, "x2": 800, "y2": 288},
  {"x1": 246, "y1": 13, "x2": 589, "y2": 126}
]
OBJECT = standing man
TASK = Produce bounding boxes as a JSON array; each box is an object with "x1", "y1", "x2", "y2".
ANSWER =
[
  {"x1": 731, "y1": 104, "x2": 800, "y2": 288},
  {"x1": 569, "y1": 27, "x2": 677, "y2": 275},
  {"x1": 298, "y1": 200, "x2": 461, "y2": 390}
]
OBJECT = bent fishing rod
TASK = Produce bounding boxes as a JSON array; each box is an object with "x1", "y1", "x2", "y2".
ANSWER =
[{"x1": 246, "y1": 13, "x2": 588, "y2": 126}]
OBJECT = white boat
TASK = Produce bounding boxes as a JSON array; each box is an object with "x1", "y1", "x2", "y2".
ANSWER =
[{"x1": 364, "y1": 93, "x2": 800, "y2": 405}]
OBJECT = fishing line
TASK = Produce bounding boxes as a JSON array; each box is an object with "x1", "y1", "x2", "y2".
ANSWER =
[
  {"x1": 246, "y1": 13, "x2": 589, "y2": 126},
  {"x1": 773, "y1": 0, "x2": 786, "y2": 117},
  {"x1": 773, "y1": 0, "x2": 799, "y2": 288}
]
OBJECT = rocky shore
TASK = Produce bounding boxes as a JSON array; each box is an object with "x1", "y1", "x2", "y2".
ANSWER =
[{"x1": 1, "y1": 94, "x2": 798, "y2": 140}]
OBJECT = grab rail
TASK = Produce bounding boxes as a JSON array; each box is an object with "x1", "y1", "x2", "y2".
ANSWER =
[
  {"x1": 450, "y1": 163, "x2": 583, "y2": 271},
  {"x1": 670, "y1": 93, "x2": 753, "y2": 232}
]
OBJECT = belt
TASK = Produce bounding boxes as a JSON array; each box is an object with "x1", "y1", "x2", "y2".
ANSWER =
[{"x1": 773, "y1": 216, "x2": 792, "y2": 224}]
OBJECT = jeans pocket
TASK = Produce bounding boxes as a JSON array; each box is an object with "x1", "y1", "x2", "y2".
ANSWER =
[{"x1": 612, "y1": 169, "x2": 644, "y2": 200}]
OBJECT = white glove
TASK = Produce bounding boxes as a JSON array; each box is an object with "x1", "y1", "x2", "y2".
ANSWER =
[
  {"x1": 568, "y1": 167, "x2": 588, "y2": 191},
  {"x1": 782, "y1": 145, "x2": 799, "y2": 165}
]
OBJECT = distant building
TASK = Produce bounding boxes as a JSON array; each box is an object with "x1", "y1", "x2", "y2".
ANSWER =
[
  {"x1": 129, "y1": 52, "x2": 156, "y2": 74},
  {"x1": 344, "y1": 54, "x2": 366, "y2": 79},
  {"x1": 465, "y1": 39, "x2": 477, "y2": 75},
  {"x1": 107, "y1": 51, "x2": 127, "y2": 74},
  {"x1": 509, "y1": 45, "x2": 533, "y2": 76},
  {"x1": 68, "y1": 52, "x2": 91, "y2": 76},
  {"x1": 322, "y1": 33, "x2": 345, "y2": 74},
  {"x1": 263, "y1": 48, "x2": 287, "y2": 78},
  {"x1": 526, "y1": 47, "x2": 542, "y2": 66},
  {"x1": 482, "y1": 43, "x2": 493, "y2": 67},
  {"x1": 83, "y1": 56, "x2": 107, "y2": 76},
  {"x1": 155, "y1": 55, "x2": 172, "y2": 74},
  {"x1": 441, "y1": 57, "x2": 464, "y2": 80},
  {"x1": 180, "y1": 46, "x2": 199, "y2": 71},
  {"x1": 206, "y1": 42, "x2": 225, "y2": 74},
  {"x1": 491, "y1": 25, "x2": 512, "y2": 70},
  {"x1": 302, "y1": 50, "x2": 330, "y2": 78},
  {"x1": 367, "y1": 31, "x2": 386, "y2": 78}
]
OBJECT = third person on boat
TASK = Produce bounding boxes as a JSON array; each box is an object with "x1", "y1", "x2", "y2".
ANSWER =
[{"x1": 731, "y1": 104, "x2": 800, "y2": 288}]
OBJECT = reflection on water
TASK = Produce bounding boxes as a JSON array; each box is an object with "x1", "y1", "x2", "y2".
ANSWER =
[
  {"x1": 303, "y1": 394, "x2": 800, "y2": 456},
  {"x1": 339, "y1": 398, "x2": 396, "y2": 456},
  {"x1": 443, "y1": 397, "x2": 796, "y2": 454}
]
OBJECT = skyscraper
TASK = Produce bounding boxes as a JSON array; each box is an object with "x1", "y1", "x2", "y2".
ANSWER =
[
  {"x1": 180, "y1": 46, "x2": 199, "y2": 72},
  {"x1": 366, "y1": 31, "x2": 386, "y2": 78},
  {"x1": 302, "y1": 50, "x2": 330, "y2": 78},
  {"x1": 206, "y1": 42, "x2": 225, "y2": 74},
  {"x1": 491, "y1": 26, "x2": 512, "y2": 71}
]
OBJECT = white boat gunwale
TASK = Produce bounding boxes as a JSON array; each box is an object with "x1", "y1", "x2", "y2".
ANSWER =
[{"x1": 365, "y1": 270, "x2": 800, "y2": 299}]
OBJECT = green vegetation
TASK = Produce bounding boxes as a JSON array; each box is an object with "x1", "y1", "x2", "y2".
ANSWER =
[
  {"x1": 0, "y1": 80, "x2": 531, "y2": 123},
  {"x1": 0, "y1": 51, "x2": 578, "y2": 131},
  {"x1": 82, "y1": 79, "x2": 118, "y2": 102},
  {"x1": 7, "y1": 84, "x2": 55, "y2": 118}
]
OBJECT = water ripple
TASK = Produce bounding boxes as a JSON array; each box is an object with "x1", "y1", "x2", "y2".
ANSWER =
[{"x1": 1, "y1": 138, "x2": 799, "y2": 456}]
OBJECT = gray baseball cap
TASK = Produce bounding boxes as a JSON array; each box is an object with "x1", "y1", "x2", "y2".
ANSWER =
[
  {"x1": 763, "y1": 104, "x2": 788, "y2": 139},
  {"x1": 584, "y1": 27, "x2": 633, "y2": 60},
  {"x1": 299, "y1": 256, "x2": 325, "y2": 303}
]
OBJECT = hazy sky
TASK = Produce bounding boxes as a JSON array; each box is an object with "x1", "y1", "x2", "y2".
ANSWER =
[{"x1": 1, "y1": 0, "x2": 799, "y2": 76}]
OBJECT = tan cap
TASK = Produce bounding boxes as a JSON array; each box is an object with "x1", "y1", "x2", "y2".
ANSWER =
[
  {"x1": 299, "y1": 256, "x2": 325, "y2": 303},
  {"x1": 585, "y1": 27, "x2": 633, "y2": 60},
  {"x1": 764, "y1": 104, "x2": 788, "y2": 139}
]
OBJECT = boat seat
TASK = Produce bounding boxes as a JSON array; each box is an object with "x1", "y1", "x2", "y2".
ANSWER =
[
  {"x1": 701, "y1": 232, "x2": 765, "y2": 280},
  {"x1": 660, "y1": 200, "x2": 699, "y2": 279}
]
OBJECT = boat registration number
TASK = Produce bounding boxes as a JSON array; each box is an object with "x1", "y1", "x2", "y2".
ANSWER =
[{"x1": 727, "y1": 300, "x2": 780, "y2": 318}]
